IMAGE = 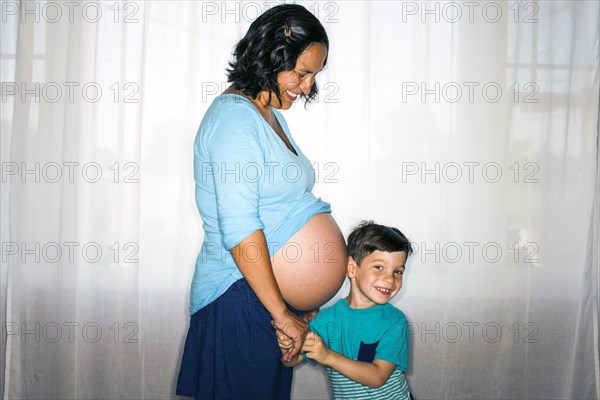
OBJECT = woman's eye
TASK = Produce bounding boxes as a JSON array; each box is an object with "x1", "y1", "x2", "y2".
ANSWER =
[{"x1": 374, "y1": 265, "x2": 383, "y2": 270}]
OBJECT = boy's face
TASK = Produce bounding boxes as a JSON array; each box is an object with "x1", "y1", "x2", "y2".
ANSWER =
[{"x1": 347, "y1": 250, "x2": 407, "y2": 308}]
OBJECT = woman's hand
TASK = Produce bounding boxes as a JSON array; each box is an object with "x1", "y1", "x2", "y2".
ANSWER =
[
  {"x1": 271, "y1": 309, "x2": 309, "y2": 362},
  {"x1": 301, "y1": 308, "x2": 319, "y2": 323},
  {"x1": 275, "y1": 327, "x2": 293, "y2": 352},
  {"x1": 274, "y1": 309, "x2": 317, "y2": 358},
  {"x1": 302, "y1": 331, "x2": 331, "y2": 365},
  {"x1": 231, "y1": 229, "x2": 304, "y2": 361}
]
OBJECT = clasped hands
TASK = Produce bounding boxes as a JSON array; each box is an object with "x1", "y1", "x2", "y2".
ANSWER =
[{"x1": 272, "y1": 308, "x2": 329, "y2": 364}]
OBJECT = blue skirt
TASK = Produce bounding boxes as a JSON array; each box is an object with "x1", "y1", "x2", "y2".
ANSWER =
[{"x1": 176, "y1": 279, "x2": 297, "y2": 400}]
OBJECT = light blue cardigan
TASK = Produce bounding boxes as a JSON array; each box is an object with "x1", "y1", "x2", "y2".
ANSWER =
[{"x1": 189, "y1": 94, "x2": 331, "y2": 314}]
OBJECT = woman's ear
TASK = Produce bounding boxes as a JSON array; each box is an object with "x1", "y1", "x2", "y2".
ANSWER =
[{"x1": 347, "y1": 256, "x2": 358, "y2": 278}]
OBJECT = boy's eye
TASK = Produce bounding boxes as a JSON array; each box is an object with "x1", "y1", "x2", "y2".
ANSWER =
[
  {"x1": 373, "y1": 265, "x2": 383, "y2": 270},
  {"x1": 394, "y1": 270, "x2": 404, "y2": 275}
]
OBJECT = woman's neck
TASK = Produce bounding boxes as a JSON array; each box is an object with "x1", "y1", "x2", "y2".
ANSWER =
[{"x1": 224, "y1": 86, "x2": 275, "y2": 123}]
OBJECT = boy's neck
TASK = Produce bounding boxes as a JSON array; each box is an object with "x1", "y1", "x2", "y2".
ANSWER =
[{"x1": 345, "y1": 293, "x2": 385, "y2": 309}]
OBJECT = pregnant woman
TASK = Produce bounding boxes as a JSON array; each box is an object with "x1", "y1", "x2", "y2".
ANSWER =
[{"x1": 176, "y1": 4, "x2": 347, "y2": 400}]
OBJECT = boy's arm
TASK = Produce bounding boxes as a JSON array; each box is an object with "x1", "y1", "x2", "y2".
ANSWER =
[
  {"x1": 321, "y1": 354, "x2": 396, "y2": 389},
  {"x1": 303, "y1": 332, "x2": 396, "y2": 389},
  {"x1": 282, "y1": 352, "x2": 305, "y2": 368}
]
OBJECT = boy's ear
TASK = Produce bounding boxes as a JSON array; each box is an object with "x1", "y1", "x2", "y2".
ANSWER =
[{"x1": 347, "y1": 256, "x2": 358, "y2": 278}]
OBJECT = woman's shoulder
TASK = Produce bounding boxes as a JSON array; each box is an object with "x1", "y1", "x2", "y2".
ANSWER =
[
  {"x1": 199, "y1": 94, "x2": 264, "y2": 136},
  {"x1": 206, "y1": 94, "x2": 260, "y2": 121},
  {"x1": 196, "y1": 95, "x2": 264, "y2": 152}
]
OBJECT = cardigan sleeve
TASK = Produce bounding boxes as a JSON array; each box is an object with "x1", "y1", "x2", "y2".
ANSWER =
[{"x1": 205, "y1": 105, "x2": 265, "y2": 250}]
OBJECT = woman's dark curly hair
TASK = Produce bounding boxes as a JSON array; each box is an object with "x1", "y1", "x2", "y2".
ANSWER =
[{"x1": 226, "y1": 4, "x2": 329, "y2": 107}]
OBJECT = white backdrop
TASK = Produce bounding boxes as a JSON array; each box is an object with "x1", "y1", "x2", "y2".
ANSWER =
[{"x1": 1, "y1": 1, "x2": 599, "y2": 399}]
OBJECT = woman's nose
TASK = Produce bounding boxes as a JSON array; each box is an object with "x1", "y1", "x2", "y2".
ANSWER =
[{"x1": 299, "y1": 78, "x2": 313, "y2": 95}]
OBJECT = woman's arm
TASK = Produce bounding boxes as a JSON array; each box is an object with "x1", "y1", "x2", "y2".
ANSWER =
[
  {"x1": 302, "y1": 332, "x2": 396, "y2": 388},
  {"x1": 230, "y1": 229, "x2": 308, "y2": 362}
]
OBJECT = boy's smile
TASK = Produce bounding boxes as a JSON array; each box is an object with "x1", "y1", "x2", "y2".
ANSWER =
[{"x1": 347, "y1": 250, "x2": 407, "y2": 309}]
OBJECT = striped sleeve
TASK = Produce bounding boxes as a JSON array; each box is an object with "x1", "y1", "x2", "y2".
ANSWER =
[{"x1": 327, "y1": 368, "x2": 410, "y2": 400}]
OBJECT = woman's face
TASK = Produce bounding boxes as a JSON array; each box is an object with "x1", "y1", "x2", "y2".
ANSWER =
[{"x1": 271, "y1": 43, "x2": 328, "y2": 110}]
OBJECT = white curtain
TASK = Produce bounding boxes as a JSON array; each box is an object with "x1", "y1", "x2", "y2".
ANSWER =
[{"x1": 1, "y1": 1, "x2": 598, "y2": 399}]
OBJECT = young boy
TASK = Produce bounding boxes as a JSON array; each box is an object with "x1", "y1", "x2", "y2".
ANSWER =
[{"x1": 277, "y1": 221, "x2": 413, "y2": 399}]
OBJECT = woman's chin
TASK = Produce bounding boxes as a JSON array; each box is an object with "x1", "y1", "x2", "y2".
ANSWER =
[{"x1": 278, "y1": 100, "x2": 294, "y2": 110}]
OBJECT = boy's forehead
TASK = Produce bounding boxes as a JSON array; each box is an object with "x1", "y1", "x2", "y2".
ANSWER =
[{"x1": 364, "y1": 250, "x2": 407, "y2": 265}]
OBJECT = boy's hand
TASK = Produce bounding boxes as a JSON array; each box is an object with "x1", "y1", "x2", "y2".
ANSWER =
[{"x1": 302, "y1": 331, "x2": 330, "y2": 365}]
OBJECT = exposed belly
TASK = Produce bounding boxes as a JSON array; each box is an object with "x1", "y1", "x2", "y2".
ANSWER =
[{"x1": 271, "y1": 213, "x2": 347, "y2": 311}]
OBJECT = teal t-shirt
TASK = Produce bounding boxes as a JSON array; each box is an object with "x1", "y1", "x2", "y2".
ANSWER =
[
  {"x1": 309, "y1": 299, "x2": 411, "y2": 399},
  {"x1": 189, "y1": 94, "x2": 331, "y2": 314}
]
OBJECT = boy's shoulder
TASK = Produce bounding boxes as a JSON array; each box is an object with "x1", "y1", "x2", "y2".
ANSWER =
[
  {"x1": 309, "y1": 298, "x2": 347, "y2": 327},
  {"x1": 313, "y1": 299, "x2": 408, "y2": 322},
  {"x1": 314, "y1": 298, "x2": 347, "y2": 317},
  {"x1": 380, "y1": 302, "x2": 408, "y2": 321}
]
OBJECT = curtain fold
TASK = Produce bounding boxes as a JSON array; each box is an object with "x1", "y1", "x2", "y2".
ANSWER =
[{"x1": 1, "y1": 1, "x2": 598, "y2": 399}]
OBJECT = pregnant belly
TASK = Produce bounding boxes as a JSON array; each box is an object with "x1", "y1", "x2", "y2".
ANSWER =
[{"x1": 271, "y1": 213, "x2": 347, "y2": 311}]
